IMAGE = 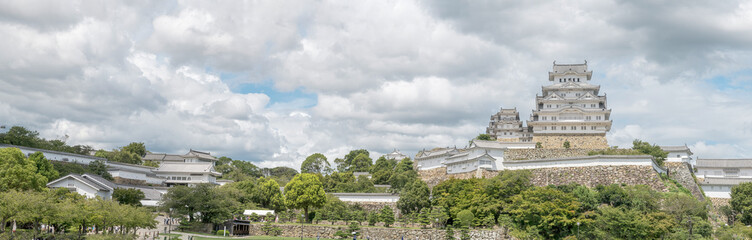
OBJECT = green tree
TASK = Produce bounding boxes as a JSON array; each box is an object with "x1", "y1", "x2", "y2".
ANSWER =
[
  {"x1": 0, "y1": 148, "x2": 47, "y2": 191},
  {"x1": 632, "y1": 139, "x2": 668, "y2": 166},
  {"x1": 301, "y1": 153, "x2": 332, "y2": 174},
  {"x1": 535, "y1": 142, "x2": 542, "y2": 149},
  {"x1": 379, "y1": 205, "x2": 395, "y2": 227},
  {"x1": 389, "y1": 158, "x2": 418, "y2": 191},
  {"x1": 88, "y1": 159, "x2": 113, "y2": 180},
  {"x1": 113, "y1": 188, "x2": 145, "y2": 206},
  {"x1": 457, "y1": 210, "x2": 474, "y2": 228},
  {"x1": 397, "y1": 179, "x2": 431, "y2": 215},
  {"x1": 730, "y1": 182, "x2": 752, "y2": 225},
  {"x1": 254, "y1": 178, "x2": 285, "y2": 211},
  {"x1": 121, "y1": 142, "x2": 146, "y2": 157},
  {"x1": 505, "y1": 187, "x2": 580, "y2": 239},
  {"x1": 335, "y1": 149, "x2": 370, "y2": 172},
  {"x1": 476, "y1": 134, "x2": 493, "y2": 141},
  {"x1": 370, "y1": 156, "x2": 397, "y2": 184},
  {"x1": 28, "y1": 152, "x2": 59, "y2": 181},
  {"x1": 284, "y1": 173, "x2": 327, "y2": 222},
  {"x1": 0, "y1": 126, "x2": 41, "y2": 147},
  {"x1": 350, "y1": 153, "x2": 373, "y2": 172},
  {"x1": 563, "y1": 140, "x2": 571, "y2": 149},
  {"x1": 95, "y1": 149, "x2": 142, "y2": 165}
]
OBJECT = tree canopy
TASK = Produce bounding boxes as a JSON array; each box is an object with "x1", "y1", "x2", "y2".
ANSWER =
[
  {"x1": 113, "y1": 188, "x2": 145, "y2": 206},
  {"x1": 301, "y1": 153, "x2": 332, "y2": 174},
  {"x1": 0, "y1": 126, "x2": 94, "y2": 155},
  {"x1": 0, "y1": 148, "x2": 48, "y2": 191},
  {"x1": 284, "y1": 173, "x2": 327, "y2": 222}
]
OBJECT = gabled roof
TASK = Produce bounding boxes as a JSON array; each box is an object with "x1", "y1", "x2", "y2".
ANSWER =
[
  {"x1": 47, "y1": 174, "x2": 115, "y2": 192},
  {"x1": 83, "y1": 174, "x2": 118, "y2": 190},
  {"x1": 660, "y1": 145, "x2": 692, "y2": 155},
  {"x1": 182, "y1": 149, "x2": 218, "y2": 161},
  {"x1": 696, "y1": 159, "x2": 752, "y2": 168}
]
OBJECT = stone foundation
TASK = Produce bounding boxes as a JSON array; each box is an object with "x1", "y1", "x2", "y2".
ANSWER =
[
  {"x1": 529, "y1": 165, "x2": 668, "y2": 192},
  {"x1": 240, "y1": 223, "x2": 511, "y2": 239},
  {"x1": 113, "y1": 177, "x2": 147, "y2": 186},
  {"x1": 505, "y1": 148, "x2": 600, "y2": 161},
  {"x1": 419, "y1": 167, "x2": 498, "y2": 187},
  {"x1": 532, "y1": 135, "x2": 609, "y2": 149},
  {"x1": 665, "y1": 162, "x2": 705, "y2": 201}
]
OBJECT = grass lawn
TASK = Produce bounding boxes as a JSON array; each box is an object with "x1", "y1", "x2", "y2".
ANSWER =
[{"x1": 193, "y1": 236, "x2": 339, "y2": 240}]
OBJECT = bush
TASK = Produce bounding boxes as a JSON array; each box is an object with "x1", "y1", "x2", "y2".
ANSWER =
[
  {"x1": 445, "y1": 226, "x2": 455, "y2": 240},
  {"x1": 216, "y1": 230, "x2": 229, "y2": 236},
  {"x1": 457, "y1": 210, "x2": 474, "y2": 228},
  {"x1": 261, "y1": 221, "x2": 282, "y2": 236}
]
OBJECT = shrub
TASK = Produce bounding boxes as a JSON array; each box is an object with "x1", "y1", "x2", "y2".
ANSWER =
[
  {"x1": 261, "y1": 221, "x2": 282, "y2": 236},
  {"x1": 563, "y1": 140, "x2": 571, "y2": 149},
  {"x1": 445, "y1": 226, "x2": 455, "y2": 240},
  {"x1": 457, "y1": 210, "x2": 474, "y2": 228},
  {"x1": 216, "y1": 230, "x2": 228, "y2": 236}
]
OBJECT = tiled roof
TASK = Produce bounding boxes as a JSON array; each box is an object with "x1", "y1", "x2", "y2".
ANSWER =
[
  {"x1": 47, "y1": 174, "x2": 114, "y2": 192},
  {"x1": 701, "y1": 177, "x2": 752, "y2": 186},
  {"x1": 0, "y1": 144, "x2": 105, "y2": 161},
  {"x1": 660, "y1": 145, "x2": 692, "y2": 153},
  {"x1": 154, "y1": 162, "x2": 220, "y2": 175},
  {"x1": 696, "y1": 159, "x2": 752, "y2": 168},
  {"x1": 83, "y1": 174, "x2": 118, "y2": 190}
]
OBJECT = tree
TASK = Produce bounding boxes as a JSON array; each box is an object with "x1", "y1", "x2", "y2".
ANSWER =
[
  {"x1": 113, "y1": 188, "x2": 145, "y2": 206},
  {"x1": 476, "y1": 134, "x2": 493, "y2": 141},
  {"x1": 301, "y1": 153, "x2": 332, "y2": 174},
  {"x1": 121, "y1": 142, "x2": 146, "y2": 157},
  {"x1": 0, "y1": 126, "x2": 40, "y2": 147},
  {"x1": 335, "y1": 149, "x2": 370, "y2": 172},
  {"x1": 632, "y1": 139, "x2": 668, "y2": 166},
  {"x1": 28, "y1": 151, "x2": 59, "y2": 181},
  {"x1": 95, "y1": 149, "x2": 142, "y2": 165},
  {"x1": 563, "y1": 140, "x2": 571, "y2": 149},
  {"x1": 350, "y1": 153, "x2": 373, "y2": 172},
  {"x1": 730, "y1": 182, "x2": 752, "y2": 225},
  {"x1": 535, "y1": 142, "x2": 542, "y2": 149},
  {"x1": 370, "y1": 156, "x2": 397, "y2": 184},
  {"x1": 389, "y1": 158, "x2": 418, "y2": 191},
  {"x1": 379, "y1": 205, "x2": 395, "y2": 227},
  {"x1": 161, "y1": 184, "x2": 240, "y2": 224},
  {"x1": 0, "y1": 147, "x2": 47, "y2": 191},
  {"x1": 88, "y1": 159, "x2": 113, "y2": 180},
  {"x1": 254, "y1": 178, "x2": 285, "y2": 211},
  {"x1": 505, "y1": 187, "x2": 580, "y2": 239},
  {"x1": 457, "y1": 210, "x2": 474, "y2": 228},
  {"x1": 397, "y1": 179, "x2": 431, "y2": 215},
  {"x1": 284, "y1": 173, "x2": 327, "y2": 222}
]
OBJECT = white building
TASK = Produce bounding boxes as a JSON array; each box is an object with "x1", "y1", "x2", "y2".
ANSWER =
[
  {"x1": 47, "y1": 174, "x2": 117, "y2": 199},
  {"x1": 486, "y1": 108, "x2": 532, "y2": 142},
  {"x1": 107, "y1": 161, "x2": 164, "y2": 185},
  {"x1": 660, "y1": 145, "x2": 694, "y2": 165},
  {"x1": 0, "y1": 144, "x2": 103, "y2": 165},
  {"x1": 384, "y1": 149, "x2": 408, "y2": 160},
  {"x1": 331, "y1": 193, "x2": 400, "y2": 203},
  {"x1": 527, "y1": 61, "x2": 612, "y2": 136},
  {"x1": 144, "y1": 149, "x2": 218, "y2": 164},
  {"x1": 416, "y1": 140, "x2": 535, "y2": 173},
  {"x1": 696, "y1": 158, "x2": 752, "y2": 198},
  {"x1": 153, "y1": 162, "x2": 221, "y2": 186}
]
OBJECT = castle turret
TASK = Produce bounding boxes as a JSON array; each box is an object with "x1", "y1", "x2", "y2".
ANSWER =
[
  {"x1": 486, "y1": 107, "x2": 532, "y2": 142},
  {"x1": 527, "y1": 61, "x2": 611, "y2": 148}
]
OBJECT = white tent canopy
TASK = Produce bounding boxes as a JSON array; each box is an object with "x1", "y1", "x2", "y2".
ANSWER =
[{"x1": 243, "y1": 210, "x2": 274, "y2": 216}]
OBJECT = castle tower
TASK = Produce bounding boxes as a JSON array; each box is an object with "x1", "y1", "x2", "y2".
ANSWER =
[
  {"x1": 486, "y1": 108, "x2": 532, "y2": 142},
  {"x1": 527, "y1": 61, "x2": 611, "y2": 149}
]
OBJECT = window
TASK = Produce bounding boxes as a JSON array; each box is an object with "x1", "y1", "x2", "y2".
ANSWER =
[
  {"x1": 543, "y1": 126, "x2": 547, "y2": 130},
  {"x1": 561, "y1": 93, "x2": 566, "y2": 97},
  {"x1": 677, "y1": 155, "x2": 681, "y2": 158},
  {"x1": 591, "y1": 104, "x2": 596, "y2": 108},
  {"x1": 542, "y1": 116, "x2": 547, "y2": 120},
  {"x1": 571, "y1": 126, "x2": 576, "y2": 130},
  {"x1": 596, "y1": 116, "x2": 601, "y2": 120},
  {"x1": 552, "y1": 116, "x2": 557, "y2": 120},
  {"x1": 576, "y1": 93, "x2": 580, "y2": 97},
  {"x1": 547, "y1": 104, "x2": 551, "y2": 108},
  {"x1": 591, "y1": 126, "x2": 596, "y2": 130},
  {"x1": 581, "y1": 126, "x2": 586, "y2": 130},
  {"x1": 552, "y1": 126, "x2": 557, "y2": 130},
  {"x1": 586, "y1": 116, "x2": 591, "y2": 120}
]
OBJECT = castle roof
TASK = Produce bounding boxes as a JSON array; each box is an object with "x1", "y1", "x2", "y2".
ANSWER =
[{"x1": 696, "y1": 158, "x2": 752, "y2": 168}]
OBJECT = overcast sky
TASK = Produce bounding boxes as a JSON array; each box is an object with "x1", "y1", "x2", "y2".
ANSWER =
[{"x1": 1, "y1": 0, "x2": 752, "y2": 169}]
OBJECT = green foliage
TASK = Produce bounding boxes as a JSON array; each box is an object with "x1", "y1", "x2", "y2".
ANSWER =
[
  {"x1": 220, "y1": 158, "x2": 263, "y2": 182},
  {"x1": 121, "y1": 142, "x2": 146, "y2": 157},
  {"x1": 563, "y1": 140, "x2": 571, "y2": 149},
  {"x1": 142, "y1": 160, "x2": 159, "y2": 168},
  {"x1": 261, "y1": 221, "x2": 282, "y2": 236},
  {"x1": 731, "y1": 182, "x2": 752, "y2": 225},
  {"x1": 253, "y1": 177, "x2": 285, "y2": 211},
  {"x1": 334, "y1": 149, "x2": 371, "y2": 172},
  {"x1": 429, "y1": 205, "x2": 449, "y2": 228},
  {"x1": 632, "y1": 139, "x2": 668, "y2": 166},
  {"x1": 284, "y1": 173, "x2": 327, "y2": 222},
  {"x1": 161, "y1": 184, "x2": 241, "y2": 224},
  {"x1": 0, "y1": 147, "x2": 48, "y2": 191},
  {"x1": 88, "y1": 159, "x2": 114, "y2": 180},
  {"x1": 506, "y1": 187, "x2": 581, "y2": 239},
  {"x1": 535, "y1": 142, "x2": 542, "y2": 149},
  {"x1": 216, "y1": 229, "x2": 228, "y2": 236},
  {"x1": 445, "y1": 226, "x2": 454, "y2": 240},
  {"x1": 28, "y1": 152, "x2": 59, "y2": 182},
  {"x1": 301, "y1": 153, "x2": 332, "y2": 174},
  {"x1": 587, "y1": 147, "x2": 642, "y2": 156},
  {"x1": 388, "y1": 157, "x2": 418, "y2": 192},
  {"x1": 457, "y1": 210, "x2": 474, "y2": 228},
  {"x1": 52, "y1": 161, "x2": 95, "y2": 177},
  {"x1": 460, "y1": 229, "x2": 471, "y2": 240},
  {"x1": 263, "y1": 166, "x2": 299, "y2": 185},
  {"x1": 0, "y1": 126, "x2": 94, "y2": 155},
  {"x1": 113, "y1": 188, "x2": 145, "y2": 206},
  {"x1": 475, "y1": 134, "x2": 493, "y2": 141},
  {"x1": 370, "y1": 156, "x2": 397, "y2": 184},
  {"x1": 397, "y1": 179, "x2": 431, "y2": 215},
  {"x1": 322, "y1": 172, "x2": 380, "y2": 193},
  {"x1": 379, "y1": 205, "x2": 395, "y2": 227},
  {"x1": 95, "y1": 149, "x2": 142, "y2": 165}
]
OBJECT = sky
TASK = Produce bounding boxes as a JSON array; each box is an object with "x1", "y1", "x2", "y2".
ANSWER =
[{"x1": 1, "y1": 0, "x2": 752, "y2": 169}]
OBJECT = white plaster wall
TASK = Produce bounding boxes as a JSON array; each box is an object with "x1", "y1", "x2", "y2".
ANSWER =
[
  {"x1": 48, "y1": 178, "x2": 105, "y2": 199},
  {"x1": 417, "y1": 156, "x2": 448, "y2": 170},
  {"x1": 12, "y1": 148, "x2": 100, "y2": 165},
  {"x1": 333, "y1": 195, "x2": 400, "y2": 203},
  {"x1": 702, "y1": 185, "x2": 731, "y2": 198}
]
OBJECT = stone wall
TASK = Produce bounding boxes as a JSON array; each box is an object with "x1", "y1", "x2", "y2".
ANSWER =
[
  {"x1": 242, "y1": 223, "x2": 512, "y2": 240},
  {"x1": 529, "y1": 165, "x2": 668, "y2": 192},
  {"x1": 665, "y1": 162, "x2": 705, "y2": 201},
  {"x1": 344, "y1": 202, "x2": 400, "y2": 219},
  {"x1": 504, "y1": 148, "x2": 600, "y2": 161},
  {"x1": 419, "y1": 167, "x2": 498, "y2": 187},
  {"x1": 112, "y1": 177, "x2": 148, "y2": 186},
  {"x1": 532, "y1": 135, "x2": 609, "y2": 149}
]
